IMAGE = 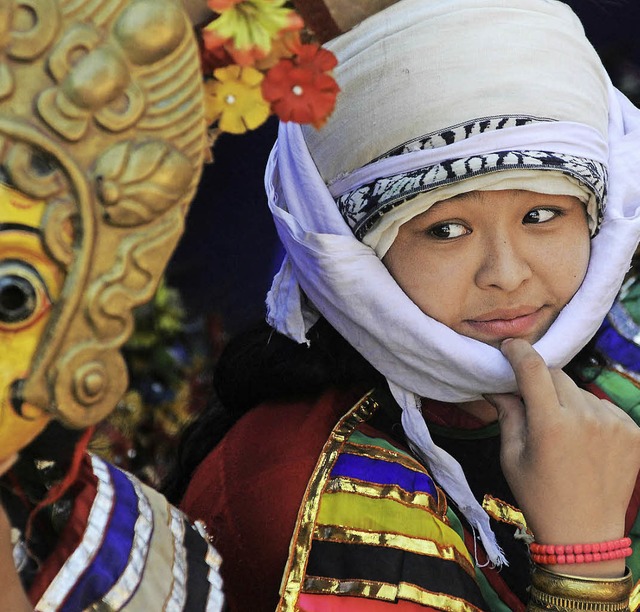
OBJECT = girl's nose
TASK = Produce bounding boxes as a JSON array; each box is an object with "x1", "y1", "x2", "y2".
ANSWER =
[{"x1": 474, "y1": 235, "x2": 533, "y2": 292}]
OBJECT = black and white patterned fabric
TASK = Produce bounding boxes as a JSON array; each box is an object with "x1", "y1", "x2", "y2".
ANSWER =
[{"x1": 333, "y1": 117, "x2": 608, "y2": 239}]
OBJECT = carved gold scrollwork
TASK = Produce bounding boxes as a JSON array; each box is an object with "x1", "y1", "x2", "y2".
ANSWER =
[
  {"x1": 41, "y1": 197, "x2": 76, "y2": 269},
  {"x1": 87, "y1": 212, "x2": 184, "y2": 341},
  {"x1": 51, "y1": 344, "x2": 128, "y2": 426},
  {"x1": 46, "y1": 23, "x2": 101, "y2": 83},
  {"x1": 0, "y1": 0, "x2": 14, "y2": 99},
  {"x1": 38, "y1": 23, "x2": 142, "y2": 141},
  {"x1": 7, "y1": 141, "x2": 67, "y2": 200},
  {"x1": 0, "y1": 64, "x2": 13, "y2": 100},
  {"x1": 6, "y1": 0, "x2": 60, "y2": 60},
  {"x1": 0, "y1": 0, "x2": 62, "y2": 100},
  {"x1": 54, "y1": 212, "x2": 183, "y2": 426},
  {"x1": 95, "y1": 140, "x2": 193, "y2": 227},
  {"x1": 113, "y1": 0, "x2": 186, "y2": 65},
  {"x1": 3, "y1": 0, "x2": 207, "y2": 429}
]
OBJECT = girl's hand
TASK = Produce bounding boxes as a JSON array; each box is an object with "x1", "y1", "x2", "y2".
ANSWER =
[{"x1": 485, "y1": 338, "x2": 640, "y2": 578}]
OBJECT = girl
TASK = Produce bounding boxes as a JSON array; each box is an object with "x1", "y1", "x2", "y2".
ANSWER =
[{"x1": 177, "y1": 0, "x2": 640, "y2": 609}]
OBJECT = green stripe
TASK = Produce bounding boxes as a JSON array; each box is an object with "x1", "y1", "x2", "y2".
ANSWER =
[
  {"x1": 591, "y1": 370, "x2": 640, "y2": 424},
  {"x1": 348, "y1": 430, "x2": 414, "y2": 458}
]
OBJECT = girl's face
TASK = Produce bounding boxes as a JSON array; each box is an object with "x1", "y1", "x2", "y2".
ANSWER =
[{"x1": 382, "y1": 189, "x2": 591, "y2": 349}]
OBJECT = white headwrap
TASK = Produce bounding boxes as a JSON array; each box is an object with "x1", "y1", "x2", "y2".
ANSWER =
[{"x1": 265, "y1": 0, "x2": 640, "y2": 565}]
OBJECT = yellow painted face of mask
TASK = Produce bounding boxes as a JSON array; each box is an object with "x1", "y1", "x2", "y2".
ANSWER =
[{"x1": 0, "y1": 185, "x2": 67, "y2": 460}]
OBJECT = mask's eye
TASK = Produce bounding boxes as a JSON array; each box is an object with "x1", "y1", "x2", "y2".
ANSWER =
[{"x1": 0, "y1": 260, "x2": 52, "y2": 330}]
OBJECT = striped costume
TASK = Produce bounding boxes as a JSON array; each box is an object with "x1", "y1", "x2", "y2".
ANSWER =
[{"x1": 28, "y1": 454, "x2": 224, "y2": 611}]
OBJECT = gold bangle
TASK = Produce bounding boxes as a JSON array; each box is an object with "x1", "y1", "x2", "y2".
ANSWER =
[{"x1": 528, "y1": 565, "x2": 633, "y2": 611}]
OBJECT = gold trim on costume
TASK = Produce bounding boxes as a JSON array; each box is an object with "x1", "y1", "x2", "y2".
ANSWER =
[
  {"x1": 277, "y1": 391, "x2": 379, "y2": 611},
  {"x1": 341, "y1": 439, "x2": 427, "y2": 472},
  {"x1": 482, "y1": 494, "x2": 530, "y2": 532},
  {"x1": 313, "y1": 524, "x2": 475, "y2": 577},
  {"x1": 325, "y1": 477, "x2": 441, "y2": 514},
  {"x1": 303, "y1": 576, "x2": 484, "y2": 611}
]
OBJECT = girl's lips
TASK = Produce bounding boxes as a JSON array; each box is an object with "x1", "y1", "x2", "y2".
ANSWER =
[{"x1": 464, "y1": 307, "x2": 546, "y2": 340}]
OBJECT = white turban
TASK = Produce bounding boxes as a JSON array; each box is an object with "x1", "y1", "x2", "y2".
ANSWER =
[{"x1": 265, "y1": 0, "x2": 640, "y2": 565}]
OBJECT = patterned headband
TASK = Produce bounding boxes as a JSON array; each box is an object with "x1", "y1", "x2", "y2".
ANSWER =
[{"x1": 332, "y1": 115, "x2": 608, "y2": 239}]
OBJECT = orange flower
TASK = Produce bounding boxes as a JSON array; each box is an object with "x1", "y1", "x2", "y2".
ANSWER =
[
  {"x1": 208, "y1": 0, "x2": 243, "y2": 11},
  {"x1": 262, "y1": 44, "x2": 339, "y2": 128},
  {"x1": 200, "y1": 28, "x2": 235, "y2": 71},
  {"x1": 253, "y1": 23, "x2": 303, "y2": 70},
  {"x1": 201, "y1": 18, "x2": 301, "y2": 70}
]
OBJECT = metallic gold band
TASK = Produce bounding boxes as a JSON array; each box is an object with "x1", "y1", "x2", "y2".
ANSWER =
[{"x1": 528, "y1": 566, "x2": 632, "y2": 611}]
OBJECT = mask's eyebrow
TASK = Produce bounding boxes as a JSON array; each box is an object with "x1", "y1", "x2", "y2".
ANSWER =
[{"x1": 0, "y1": 223, "x2": 41, "y2": 234}]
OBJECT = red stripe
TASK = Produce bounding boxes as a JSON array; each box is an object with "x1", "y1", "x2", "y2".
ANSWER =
[{"x1": 298, "y1": 593, "x2": 438, "y2": 611}]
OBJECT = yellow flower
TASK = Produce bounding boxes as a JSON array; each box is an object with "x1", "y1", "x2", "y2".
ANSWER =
[
  {"x1": 207, "y1": 0, "x2": 295, "y2": 55},
  {"x1": 204, "y1": 65, "x2": 271, "y2": 134}
]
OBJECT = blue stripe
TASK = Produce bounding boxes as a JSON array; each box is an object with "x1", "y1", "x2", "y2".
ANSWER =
[
  {"x1": 61, "y1": 464, "x2": 139, "y2": 611},
  {"x1": 596, "y1": 319, "x2": 640, "y2": 373},
  {"x1": 331, "y1": 453, "x2": 437, "y2": 498}
]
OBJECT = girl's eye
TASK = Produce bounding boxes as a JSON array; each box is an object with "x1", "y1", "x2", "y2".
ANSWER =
[
  {"x1": 0, "y1": 260, "x2": 52, "y2": 331},
  {"x1": 523, "y1": 208, "x2": 558, "y2": 224},
  {"x1": 428, "y1": 222, "x2": 470, "y2": 239}
]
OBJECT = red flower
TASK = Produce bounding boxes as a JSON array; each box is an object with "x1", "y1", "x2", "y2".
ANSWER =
[
  {"x1": 262, "y1": 44, "x2": 339, "y2": 128},
  {"x1": 295, "y1": 43, "x2": 338, "y2": 72}
]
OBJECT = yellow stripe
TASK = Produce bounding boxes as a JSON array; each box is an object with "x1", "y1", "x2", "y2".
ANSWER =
[
  {"x1": 314, "y1": 524, "x2": 475, "y2": 576},
  {"x1": 303, "y1": 576, "x2": 483, "y2": 611},
  {"x1": 317, "y1": 492, "x2": 471, "y2": 563}
]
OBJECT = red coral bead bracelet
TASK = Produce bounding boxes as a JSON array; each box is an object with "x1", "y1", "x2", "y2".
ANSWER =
[{"x1": 530, "y1": 537, "x2": 632, "y2": 565}]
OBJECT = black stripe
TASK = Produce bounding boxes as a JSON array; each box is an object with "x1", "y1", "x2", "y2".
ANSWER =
[
  {"x1": 306, "y1": 540, "x2": 486, "y2": 608},
  {"x1": 0, "y1": 223, "x2": 40, "y2": 234},
  {"x1": 183, "y1": 517, "x2": 213, "y2": 610}
]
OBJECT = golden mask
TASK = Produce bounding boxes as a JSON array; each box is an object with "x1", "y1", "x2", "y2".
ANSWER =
[{"x1": 0, "y1": 0, "x2": 206, "y2": 460}]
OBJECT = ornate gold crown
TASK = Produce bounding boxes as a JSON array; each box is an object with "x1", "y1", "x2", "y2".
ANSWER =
[{"x1": 1, "y1": 0, "x2": 206, "y2": 428}]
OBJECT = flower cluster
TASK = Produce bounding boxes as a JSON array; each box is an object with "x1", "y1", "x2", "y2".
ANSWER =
[{"x1": 200, "y1": 0, "x2": 339, "y2": 135}]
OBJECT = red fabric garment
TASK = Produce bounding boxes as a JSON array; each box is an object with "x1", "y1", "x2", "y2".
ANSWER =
[{"x1": 180, "y1": 388, "x2": 364, "y2": 611}]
